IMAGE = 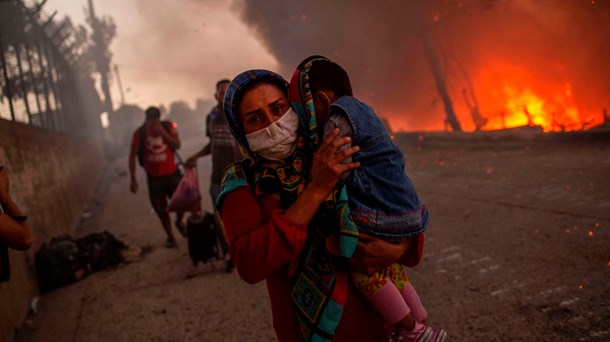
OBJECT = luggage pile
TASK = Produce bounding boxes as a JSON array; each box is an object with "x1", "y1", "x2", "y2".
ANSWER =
[{"x1": 35, "y1": 231, "x2": 126, "y2": 292}]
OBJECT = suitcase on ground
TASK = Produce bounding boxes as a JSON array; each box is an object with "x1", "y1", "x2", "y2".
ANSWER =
[{"x1": 186, "y1": 212, "x2": 221, "y2": 266}]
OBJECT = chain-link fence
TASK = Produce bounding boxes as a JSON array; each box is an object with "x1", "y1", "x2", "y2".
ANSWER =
[{"x1": 0, "y1": 0, "x2": 103, "y2": 135}]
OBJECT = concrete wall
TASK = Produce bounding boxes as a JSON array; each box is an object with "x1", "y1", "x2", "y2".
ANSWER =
[{"x1": 0, "y1": 120, "x2": 105, "y2": 341}]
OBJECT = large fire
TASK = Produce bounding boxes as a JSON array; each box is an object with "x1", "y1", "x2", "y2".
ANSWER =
[
  {"x1": 474, "y1": 63, "x2": 603, "y2": 132},
  {"x1": 376, "y1": 61, "x2": 605, "y2": 133},
  {"x1": 481, "y1": 84, "x2": 598, "y2": 132}
]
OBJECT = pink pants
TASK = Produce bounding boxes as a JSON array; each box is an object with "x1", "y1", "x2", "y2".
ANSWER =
[{"x1": 352, "y1": 264, "x2": 428, "y2": 325}]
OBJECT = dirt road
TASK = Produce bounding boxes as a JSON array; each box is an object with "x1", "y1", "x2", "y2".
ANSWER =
[
  {"x1": 15, "y1": 133, "x2": 610, "y2": 341},
  {"x1": 397, "y1": 132, "x2": 609, "y2": 341}
]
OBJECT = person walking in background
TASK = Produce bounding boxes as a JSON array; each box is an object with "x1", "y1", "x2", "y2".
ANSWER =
[
  {"x1": 186, "y1": 79, "x2": 240, "y2": 272},
  {"x1": 0, "y1": 164, "x2": 33, "y2": 283},
  {"x1": 128, "y1": 106, "x2": 184, "y2": 248}
]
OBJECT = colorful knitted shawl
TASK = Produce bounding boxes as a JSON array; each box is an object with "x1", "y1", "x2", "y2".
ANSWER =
[
  {"x1": 219, "y1": 68, "x2": 355, "y2": 341},
  {"x1": 288, "y1": 55, "x2": 360, "y2": 259},
  {"x1": 287, "y1": 57, "x2": 362, "y2": 341}
]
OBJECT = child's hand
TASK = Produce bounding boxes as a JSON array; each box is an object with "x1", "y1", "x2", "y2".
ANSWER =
[{"x1": 349, "y1": 233, "x2": 413, "y2": 275}]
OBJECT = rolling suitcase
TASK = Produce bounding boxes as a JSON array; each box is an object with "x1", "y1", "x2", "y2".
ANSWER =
[{"x1": 186, "y1": 212, "x2": 221, "y2": 266}]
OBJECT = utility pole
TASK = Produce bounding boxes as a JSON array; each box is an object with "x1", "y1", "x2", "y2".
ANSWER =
[
  {"x1": 114, "y1": 64, "x2": 125, "y2": 105},
  {"x1": 88, "y1": 0, "x2": 113, "y2": 116}
]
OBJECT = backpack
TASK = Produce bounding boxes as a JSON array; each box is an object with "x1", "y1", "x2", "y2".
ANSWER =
[{"x1": 137, "y1": 121, "x2": 174, "y2": 167}]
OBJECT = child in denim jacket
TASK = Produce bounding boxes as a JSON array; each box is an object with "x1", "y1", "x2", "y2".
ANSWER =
[{"x1": 289, "y1": 56, "x2": 446, "y2": 342}]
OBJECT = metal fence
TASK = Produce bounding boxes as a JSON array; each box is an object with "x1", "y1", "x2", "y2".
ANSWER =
[{"x1": 0, "y1": 0, "x2": 101, "y2": 134}]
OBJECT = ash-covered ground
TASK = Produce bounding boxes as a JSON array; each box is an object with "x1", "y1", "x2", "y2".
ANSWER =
[
  {"x1": 16, "y1": 131, "x2": 609, "y2": 341},
  {"x1": 397, "y1": 131, "x2": 610, "y2": 341}
]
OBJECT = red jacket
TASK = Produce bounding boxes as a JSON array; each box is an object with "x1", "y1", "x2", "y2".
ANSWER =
[{"x1": 220, "y1": 187, "x2": 424, "y2": 341}]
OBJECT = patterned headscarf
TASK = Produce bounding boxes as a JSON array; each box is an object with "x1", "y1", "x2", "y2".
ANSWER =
[
  {"x1": 223, "y1": 69, "x2": 290, "y2": 159},
  {"x1": 288, "y1": 55, "x2": 329, "y2": 151},
  {"x1": 220, "y1": 70, "x2": 309, "y2": 208},
  {"x1": 288, "y1": 56, "x2": 363, "y2": 341},
  {"x1": 289, "y1": 55, "x2": 360, "y2": 260}
]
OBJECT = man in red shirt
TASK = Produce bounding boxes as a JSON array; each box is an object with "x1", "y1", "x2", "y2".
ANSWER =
[{"x1": 128, "y1": 107, "x2": 184, "y2": 247}]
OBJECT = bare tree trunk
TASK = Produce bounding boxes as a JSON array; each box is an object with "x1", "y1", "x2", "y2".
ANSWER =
[{"x1": 423, "y1": 30, "x2": 462, "y2": 132}]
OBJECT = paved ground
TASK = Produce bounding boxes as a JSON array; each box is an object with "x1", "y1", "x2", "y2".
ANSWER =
[
  {"x1": 397, "y1": 132, "x2": 610, "y2": 341},
  {"x1": 16, "y1": 138, "x2": 277, "y2": 342},
  {"x1": 15, "y1": 132, "x2": 610, "y2": 341}
]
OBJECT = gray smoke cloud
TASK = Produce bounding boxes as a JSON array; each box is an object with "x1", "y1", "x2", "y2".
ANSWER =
[
  {"x1": 232, "y1": 0, "x2": 610, "y2": 131},
  {"x1": 46, "y1": 0, "x2": 278, "y2": 110}
]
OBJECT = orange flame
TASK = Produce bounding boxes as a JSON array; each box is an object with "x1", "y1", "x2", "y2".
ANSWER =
[
  {"x1": 378, "y1": 62, "x2": 604, "y2": 133},
  {"x1": 501, "y1": 86, "x2": 548, "y2": 129},
  {"x1": 487, "y1": 84, "x2": 598, "y2": 132},
  {"x1": 473, "y1": 63, "x2": 603, "y2": 132}
]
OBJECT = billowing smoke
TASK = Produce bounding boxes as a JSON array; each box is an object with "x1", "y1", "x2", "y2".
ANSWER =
[
  {"x1": 86, "y1": 0, "x2": 277, "y2": 108},
  {"x1": 232, "y1": 0, "x2": 610, "y2": 132}
]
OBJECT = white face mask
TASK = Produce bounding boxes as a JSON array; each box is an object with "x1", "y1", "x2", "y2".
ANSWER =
[{"x1": 245, "y1": 107, "x2": 300, "y2": 161}]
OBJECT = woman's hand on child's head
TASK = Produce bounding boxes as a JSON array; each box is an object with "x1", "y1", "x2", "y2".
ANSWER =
[
  {"x1": 309, "y1": 128, "x2": 360, "y2": 197},
  {"x1": 349, "y1": 233, "x2": 413, "y2": 275}
]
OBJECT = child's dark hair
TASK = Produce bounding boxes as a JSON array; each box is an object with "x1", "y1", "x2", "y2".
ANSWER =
[{"x1": 308, "y1": 59, "x2": 353, "y2": 97}]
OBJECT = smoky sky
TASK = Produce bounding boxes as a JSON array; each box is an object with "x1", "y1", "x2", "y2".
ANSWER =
[
  {"x1": 46, "y1": 0, "x2": 278, "y2": 110},
  {"x1": 115, "y1": 0, "x2": 278, "y2": 108},
  {"x1": 232, "y1": 0, "x2": 610, "y2": 131}
]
